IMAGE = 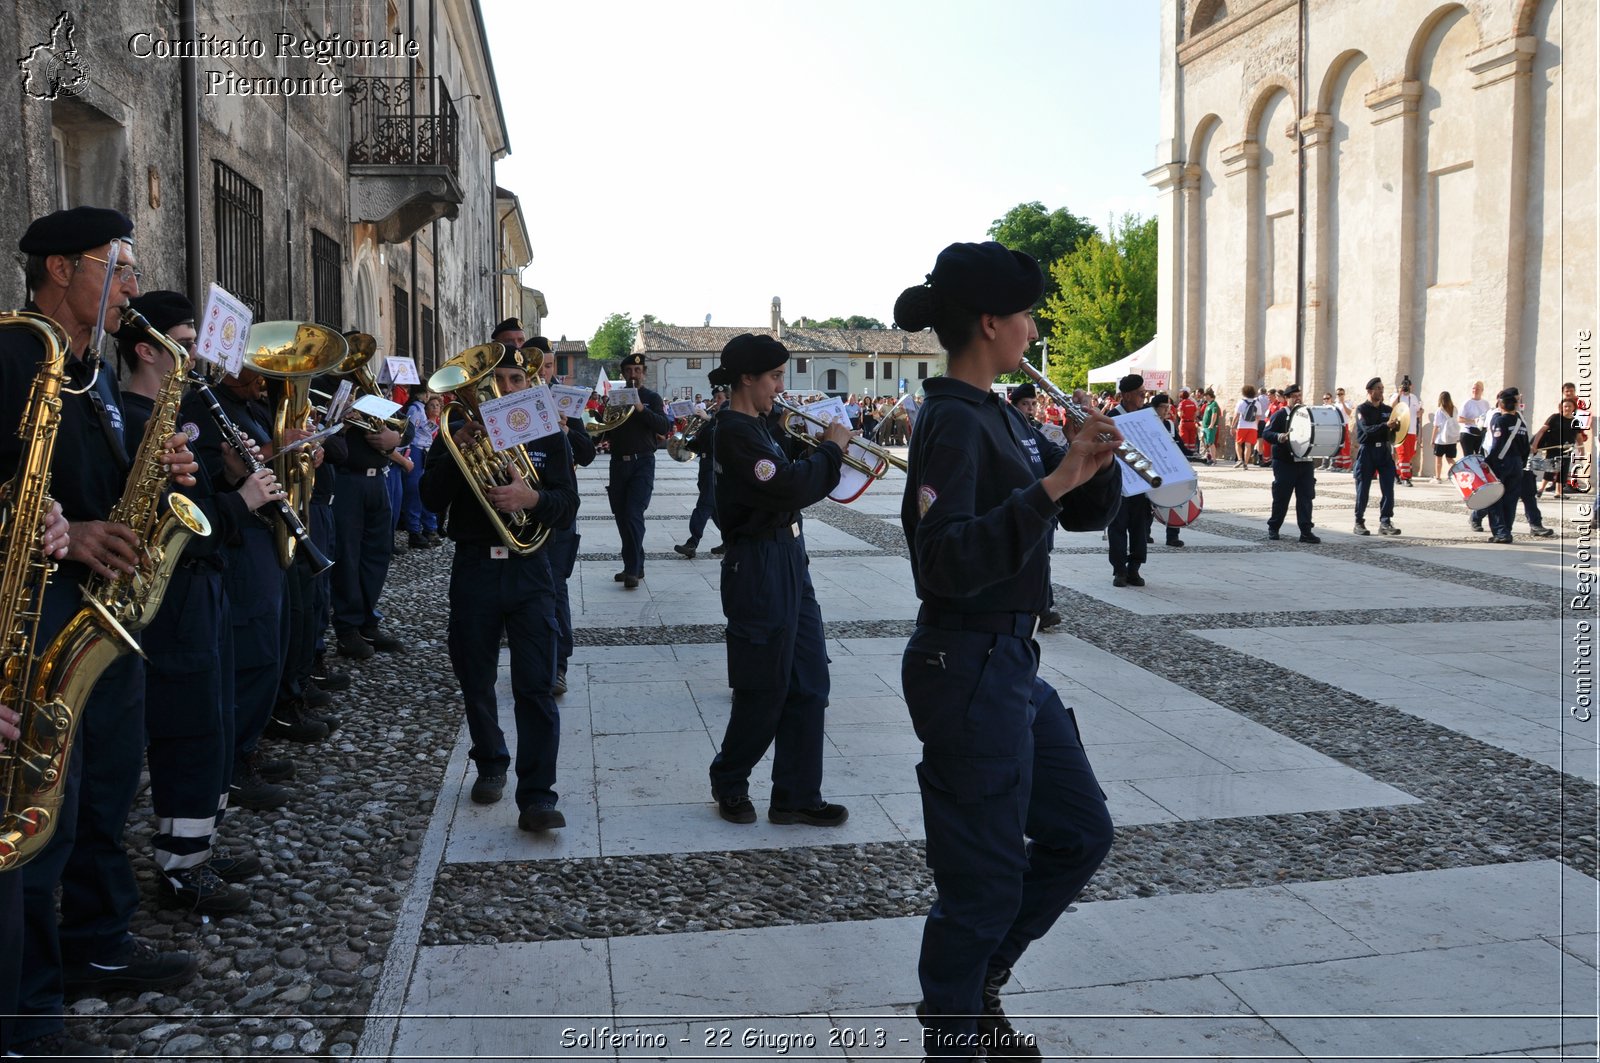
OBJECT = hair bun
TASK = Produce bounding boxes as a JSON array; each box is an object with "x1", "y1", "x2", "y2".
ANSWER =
[{"x1": 894, "y1": 285, "x2": 935, "y2": 332}]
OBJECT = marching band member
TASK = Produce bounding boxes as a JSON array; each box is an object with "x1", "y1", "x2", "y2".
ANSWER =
[
  {"x1": 1259, "y1": 383, "x2": 1321, "y2": 543},
  {"x1": 893, "y1": 241, "x2": 1119, "y2": 1063},
  {"x1": 1391, "y1": 375, "x2": 1422, "y2": 485},
  {"x1": 706, "y1": 334, "x2": 850, "y2": 827},
  {"x1": 1105, "y1": 374, "x2": 1153, "y2": 587},
  {"x1": 531, "y1": 336, "x2": 595, "y2": 695},
  {"x1": 1486, "y1": 386, "x2": 1532, "y2": 544},
  {"x1": 2, "y1": 207, "x2": 201, "y2": 1056},
  {"x1": 675, "y1": 388, "x2": 725, "y2": 560},
  {"x1": 420, "y1": 345, "x2": 577, "y2": 830},
  {"x1": 605, "y1": 352, "x2": 671, "y2": 589},
  {"x1": 1352, "y1": 376, "x2": 1402, "y2": 536}
]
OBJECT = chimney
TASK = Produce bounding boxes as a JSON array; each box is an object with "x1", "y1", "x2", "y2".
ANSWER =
[
  {"x1": 771, "y1": 296, "x2": 783, "y2": 339},
  {"x1": 704, "y1": 313, "x2": 711, "y2": 327}
]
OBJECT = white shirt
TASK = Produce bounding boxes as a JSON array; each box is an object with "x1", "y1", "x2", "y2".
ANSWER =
[
  {"x1": 1391, "y1": 391, "x2": 1421, "y2": 435},
  {"x1": 1234, "y1": 398, "x2": 1260, "y2": 427},
  {"x1": 1460, "y1": 397, "x2": 1490, "y2": 429},
  {"x1": 1432, "y1": 408, "x2": 1461, "y2": 444}
]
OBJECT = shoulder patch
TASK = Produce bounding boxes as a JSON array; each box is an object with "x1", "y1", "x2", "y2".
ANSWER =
[
  {"x1": 753, "y1": 458, "x2": 776, "y2": 482},
  {"x1": 917, "y1": 483, "x2": 938, "y2": 517},
  {"x1": 181, "y1": 421, "x2": 201, "y2": 442}
]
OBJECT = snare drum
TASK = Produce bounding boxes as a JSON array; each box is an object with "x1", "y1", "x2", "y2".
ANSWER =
[
  {"x1": 1450, "y1": 453, "x2": 1504, "y2": 511},
  {"x1": 1152, "y1": 487, "x2": 1203, "y2": 528},
  {"x1": 1526, "y1": 453, "x2": 1556, "y2": 476},
  {"x1": 1289, "y1": 405, "x2": 1346, "y2": 460}
]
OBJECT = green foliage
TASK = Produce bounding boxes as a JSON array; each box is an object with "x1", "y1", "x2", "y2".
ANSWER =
[
  {"x1": 589, "y1": 312, "x2": 637, "y2": 363},
  {"x1": 796, "y1": 315, "x2": 886, "y2": 330},
  {"x1": 988, "y1": 202, "x2": 1098, "y2": 352},
  {"x1": 1040, "y1": 214, "x2": 1158, "y2": 390}
]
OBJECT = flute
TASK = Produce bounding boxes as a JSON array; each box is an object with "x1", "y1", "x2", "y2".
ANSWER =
[
  {"x1": 187, "y1": 373, "x2": 335, "y2": 575},
  {"x1": 1018, "y1": 359, "x2": 1163, "y2": 488}
]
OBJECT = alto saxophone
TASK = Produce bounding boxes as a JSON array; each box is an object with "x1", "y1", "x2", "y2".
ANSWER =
[
  {"x1": 0, "y1": 313, "x2": 132, "y2": 870},
  {"x1": 83, "y1": 307, "x2": 212, "y2": 631}
]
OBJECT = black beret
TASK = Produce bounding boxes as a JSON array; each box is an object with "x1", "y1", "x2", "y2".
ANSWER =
[
  {"x1": 1149, "y1": 392, "x2": 1171, "y2": 408},
  {"x1": 18, "y1": 207, "x2": 133, "y2": 256},
  {"x1": 116, "y1": 290, "x2": 194, "y2": 342},
  {"x1": 494, "y1": 343, "x2": 525, "y2": 371},
  {"x1": 1118, "y1": 374, "x2": 1144, "y2": 393},
  {"x1": 1009, "y1": 382, "x2": 1036, "y2": 402},
  {"x1": 620, "y1": 352, "x2": 646, "y2": 369},
  {"x1": 709, "y1": 333, "x2": 787, "y2": 387},
  {"x1": 1497, "y1": 386, "x2": 1519, "y2": 404},
  {"x1": 491, "y1": 318, "x2": 522, "y2": 337},
  {"x1": 1365, "y1": 377, "x2": 1383, "y2": 390},
  {"x1": 929, "y1": 241, "x2": 1043, "y2": 316},
  {"x1": 523, "y1": 335, "x2": 552, "y2": 354},
  {"x1": 1283, "y1": 383, "x2": 1302, "y2": 397}
]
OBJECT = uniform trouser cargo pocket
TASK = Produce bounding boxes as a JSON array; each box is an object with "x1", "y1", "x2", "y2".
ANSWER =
[
  {"x1": 725, "y1": 619, "x2": 789, "y2": 690},
  {"x1": 916, "y1": 754, "x2": 1029, "y2": 874}
]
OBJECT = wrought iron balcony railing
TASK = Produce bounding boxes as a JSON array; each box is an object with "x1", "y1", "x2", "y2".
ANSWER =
[{"x1": 347, "y1": 76, "x2": 459, "y2": 174}]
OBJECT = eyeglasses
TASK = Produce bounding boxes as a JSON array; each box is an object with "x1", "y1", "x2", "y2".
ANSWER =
[{"x1": 76, "y1": 252, "x2": 142, "y2": 284}]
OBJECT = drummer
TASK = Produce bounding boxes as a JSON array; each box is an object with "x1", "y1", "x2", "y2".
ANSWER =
[
  {"x1": 1351, "y1": 376, "x2": 1402, "y2": 536},
  {"x1": 1259, "y1": 383, "x2": 1320, "y2": 543}
]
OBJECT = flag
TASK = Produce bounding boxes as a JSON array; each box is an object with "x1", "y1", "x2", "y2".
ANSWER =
[{"x1": 596, "y1": 368, "x2": 612, "y2": 397}]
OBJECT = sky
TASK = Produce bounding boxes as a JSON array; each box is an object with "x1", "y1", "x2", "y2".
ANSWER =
[{"x1": 481, "y1": 0, "x2": 1161, "y2": 343}]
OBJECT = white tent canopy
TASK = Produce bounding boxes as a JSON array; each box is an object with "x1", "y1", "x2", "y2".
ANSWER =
[{"x1": 1086, "y1": 339, "x2": 1158, "y2": 385}]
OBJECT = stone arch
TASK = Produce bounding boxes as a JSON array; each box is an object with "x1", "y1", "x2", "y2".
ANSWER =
[
  {"x1": 1189, "y1": 0, "x2": 1228, "y2": 38},
  {"x1": 1512, "y1": 0, "x2": 1545, "y2": 37},
  {"x1": 1316, "y1": 48, "x2": 1369, "y2": 115},
  {"x1": 1186, "y1": 112, "x2": 1223, "y2": 165},
  {"x1": 1190, "y1": 116, "x2": 1237, "y2": 395},
  {"x1": 1323, "y1": 51, "x2": 1376, "y2": 396},
  {"x1": 1405, "y1": 3, "x2": 1483, "y2": 81},
  {"x1": 1244, "y1": 75, "x2": 1300, "y2": 138},
  {"x1": 1251, "y1": 87, "x2": 1299, "y2": 389}
]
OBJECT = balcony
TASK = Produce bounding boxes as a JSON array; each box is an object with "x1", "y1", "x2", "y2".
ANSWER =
[{"x1": 346, "y1": 76, "x2": 464, "y2": 243}]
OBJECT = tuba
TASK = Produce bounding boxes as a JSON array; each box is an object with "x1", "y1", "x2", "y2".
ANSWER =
[
  {"x1": 332, "y1": 331, "x2": 407, "y2": 434},
  {"x1": 427, "y1": 343, "x2": 550, "y2": 554},
  {"x1": 243, "y1": 321, "x2": 349, "y2": 568},
  {"x1": 0, "y1": 312, "x2": 139, "y2": 871}
]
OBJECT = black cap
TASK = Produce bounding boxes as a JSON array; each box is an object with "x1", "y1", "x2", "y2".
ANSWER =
[
  {"x1": 116, "y1": 290, "x2": 194, "y2": 342},
  {"x1": 620, "y1": 352, "x2": 646, "y2": 369},
  {"x1": 494, "y1": 343, "x2": 525, "y2": 371},
  {"x1": 1365, "y1": 377, "x2": 1383, "y2": 390},
  {"x1": 1150, "y1": 392, "x2": 1171, "y2": 408},
  {"x1": 523, "y1": 335, "x2": 552, "y2": 354},
  {"x1": 491, "y1": 317, "x2": 522, "y2": 338},
  {"x1": 1284, "y1": 383, "x2": 1302, "y2": 398},
  {"x1": 1118, "y1": 374, "x2": 1144, "y2": 394},
  {"x1": 1497, "y1": 386, "x2": 1519, "y2": 404},
  {"x1": 1009, "y1": 382, "x2": 1036, "y2": 402},
  {"x1": 709, "y1": 333, "x2": 787, "y2": 387},
  {"x1": 18, "y1": 206, "x2": 134, "y2": 256},
  {"x1": 930, "y1": 241, "x2": 1043, "y2": 316}
]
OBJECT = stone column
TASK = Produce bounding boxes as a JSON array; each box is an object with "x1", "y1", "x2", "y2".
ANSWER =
[
  {"x1": 1145, "y1": 161, "x2": 1186, "y2": 382},
  {"x1": 1467, "y1": 35, "x2": 1538, "y2": 388},
  {"x1": 1364, "y1": 79, "x2": 1422, "y2": 385},
  {"x1": 1221, "y1": 139, "x2": 1261, "y2": 388},
  {"x1": 1180, "y1": 165, "x2": 1204, "y2": 388},
  {"x1": 1297, "y1": 113, "x2": 1334, "y2": 396}
]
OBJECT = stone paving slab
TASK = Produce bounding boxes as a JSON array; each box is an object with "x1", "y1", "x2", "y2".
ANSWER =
[{"x1": 572, "y1": 514, "x2": 882, "y2": 556}]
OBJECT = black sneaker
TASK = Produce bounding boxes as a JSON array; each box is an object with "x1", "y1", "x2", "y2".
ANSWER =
[
  {"x1": 1266, "y1": 528, "x2": 1281, "y2": 540},
  {"x1": 1167, "y1": 537, "x2": 1185, "y2": 547},
  {"x1": 716, "y1": 794, "x2": 756, "y2": 824},
  {"x1": 1353, "y1": 521, "x2": 1371, "y2": 535},
  {"x1": 62, "y1": 939, "x2": 197, "y2": 995},
  {"x1": 1112, "y1": 572, "x2": 1128, "y2": 588},
  {"x1": 336, "y1": 628, "x2": 375, "y2": 660},
  {"x1": 230, "y1": 758, "x2": 289, "y2": 811},
  {"x1": 1378, "y1": 521, "x2": 1401, "y2": 535},
  {"x1": 1529, "y1": 524, "x2": 1555, "y2": 538},
  {"x1": 471, "y1": 771, "x2": 506, "y2": 805},
  {"x1": 408, "y1": 532, "x2": 431, "y2": 549},
  {"x1": 674, "y1": 541, "x2": 698, "y2": 559},
  {"x1": 264, "y1": 700, "x2": 329, "y2": 743},
  {"x1": 9, "y1": 1030, "x2": 107, "y2": 1059},
  {"x1": 518, "y1": 803, "x2": 566, "y2": 831},
  {"x1": 360, "y1": 627, "x2": 407, "y2": 653},
  {"x1": 425, "y1": 531, "x2": 443, "y2": 546},
  {"x1": 162, "y1": 864, "x2": 250, "y2": 915},
  {"x1": 1299, "y1": 532, "x2": 1322, "y2": 544},
  {"x1": 623, "y1": 574, "x2": 639, "y2": 590},
  {"x1": 1124, "y1": 572, "x2": 1146, "y2": 587},
  {"x1": 310, "y1": 655, "x2": 351, "y2": 691},
  {"x1": 708, "y1": 544, "x2": 726, "y2": 557},
  {"x1": 613, "y1": 570, "x2": 630, "y2": 582},
  {"x1": 245, "y1": 750, "x2": 295, "y2": 783},
  {"x1": 979, "y1": 968, "x2": 1042, "y2": 1061},
  {"x1": 301, "y1": 678, "x2": 333, "y2": 710},
  {"x1": 768, "y1": 802, "x2": 848, "y2": 826},
  {"x1": 1037, "y1": 610, "x2": 1062, "y2": 631},
  {"x1": 208, "y1": 847, "x2": 263, "y2": 882}
]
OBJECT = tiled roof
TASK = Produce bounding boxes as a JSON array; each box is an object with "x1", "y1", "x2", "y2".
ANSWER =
[
  {"x1": 552, "y1": 340, "x2": 589, "y2": 353},
  {"x1": 636, "y1": 325, "x2": 944, "y2": 356}
]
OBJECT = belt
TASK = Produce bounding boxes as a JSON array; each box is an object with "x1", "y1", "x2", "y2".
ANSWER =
[
  {"x1": 455, "y1": 543, "x2": 528, "y2": 560},
  {"x1": 338, "y1": 466, "x2": 389, "y2": 477},
  {"x1": 737, "y1": 522, "x2": 800, "y2": 544},
  {"x1": 614, "y1": 452, "x2": 654, "y2": 462},
  {"x1": 917, "y1": 606, "x2": 1040, "y2": 640}
]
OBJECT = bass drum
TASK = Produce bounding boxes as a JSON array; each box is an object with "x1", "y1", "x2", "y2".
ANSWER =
[{"x1": 1289, "y1": 405, "x2": 1346, "y2": 460}]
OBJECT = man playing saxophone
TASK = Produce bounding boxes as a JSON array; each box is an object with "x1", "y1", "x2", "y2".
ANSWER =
[{"x1": 0, "y1": 207, "x2": 200, "y2": 1059}]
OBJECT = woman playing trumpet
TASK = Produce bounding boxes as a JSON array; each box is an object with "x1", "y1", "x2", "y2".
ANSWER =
[{"x1": 893, "y1": 241, "x2": 1120, "y2": 1062}]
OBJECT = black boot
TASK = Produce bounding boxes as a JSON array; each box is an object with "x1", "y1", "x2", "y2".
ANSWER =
[{"x1": 979, "y1": 968, "x2": 1042, "y2": 1061}]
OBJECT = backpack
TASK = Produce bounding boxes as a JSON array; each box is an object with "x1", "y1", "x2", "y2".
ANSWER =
[{"x1": 1243, "y1": 399, "x2": 1257, "y2": 422}]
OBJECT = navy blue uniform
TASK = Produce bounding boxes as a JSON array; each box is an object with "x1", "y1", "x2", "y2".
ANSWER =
[
  {"x1": 546, "y1": 418, "x2": 595, "y2": 676},
  {"x1": 685, "y1": 410, "x2": 720, "y2": 545},
  {"x1": 421, "y1": 423, "x2": 576, "y2": 810},
  {"x1": 0, "y1": 311, "x2": 146, "y2": 1047},
  {"x1": 604, "y1": 387, "x2": 671, "y2": 577},
  {"x1": 707, "y1": 408, "x2": 841, "y2": 808},
  {"x1": 1104, "y1": 404, "x2": 1152, "y2": 577},
  {"x1": 331, "y1": 418, "x2": 411, "y2": 636},
  {"x1": 900, "y1": 376, "x2": 1118, "y2": 1060},
  {"x1": 1261, "y1": 404, "x2": 1317, "y2": 535},
  {"x1": 1352, "y1": 400, "x2": 1397, "y2": 525},
  {"x1": 1487, "y1": 411, "x2": 1530, "y2": 539}
]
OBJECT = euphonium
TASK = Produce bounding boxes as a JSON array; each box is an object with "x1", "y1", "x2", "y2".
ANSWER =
[
  {"x1": 85, "y1": 307, "x2": 213, "y2": 631},
  {"x1": 666, "y1": 410, "x2": 711, "y2": 463},
  {"x1": 0, "y1": 312, "x2": 138, "y2": 871},
  {"x1": 583, "y1": 391, "x2": 634, "y2": 436},
  {"x1": 772, "y1": 396, "x2": 908, "y2": 478},
  {"x1": 333, "y1": 331, "x2": 407, "y2": 433},
  {"x1": 427, "y1": 343, "x2": 550, "y2": 554},
  {"x1": 243, "y1": 321, "x2": 349, "y2": 567}
]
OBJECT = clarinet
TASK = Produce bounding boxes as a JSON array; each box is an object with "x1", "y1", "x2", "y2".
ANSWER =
[{"x1": 188, "y1": 373, "x2": 335, "y2": 575}]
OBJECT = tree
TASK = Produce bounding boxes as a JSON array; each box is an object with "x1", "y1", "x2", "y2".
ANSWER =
[
  {"x1": 799, "y1": 315, "x2": 886, "y2": 330},
  {"x1": 590, "y1": 312, "x2": 637, "y2": 363},
  {"x1": 1039, "y1": 214, "x2": 1158, "y2": 390},
  {"x1": 988, "y1": 201, "x2": 1097, "y2": 273}
]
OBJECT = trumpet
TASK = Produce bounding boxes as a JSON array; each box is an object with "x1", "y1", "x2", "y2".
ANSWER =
[
  {"x1": 1018, "y1": 359, "x2": 1162, "y2": 488},
  {"x1": 772, "y1": 396, "x2": 908, "y2": 478},
  {"x1": 332, "y1": 332, "x2": 407, "y2": 433}
]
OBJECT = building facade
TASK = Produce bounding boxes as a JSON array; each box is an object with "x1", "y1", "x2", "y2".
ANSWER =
[
  {"x1": 1147, "y1": 0, "x2": 1595, "y2": 409},
  {"x1": 2, "y1": 0, "x2": 528, "y2": 380},
  {"x1": 633, "y1": 299, "x2": 948, "y2": 401}
]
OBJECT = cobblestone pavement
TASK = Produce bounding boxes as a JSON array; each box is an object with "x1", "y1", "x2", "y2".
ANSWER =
[{"x1": 65, "y1": 455, "x2": 1598, "y2": 1061}]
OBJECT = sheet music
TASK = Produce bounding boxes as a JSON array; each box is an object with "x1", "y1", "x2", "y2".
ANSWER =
[
  {"x1": 1110, "y1": 408, "x2": 1194, "y2": 498},
  {"x1": 479, "y1": 384, "x2": 561, "y2": 451}
]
